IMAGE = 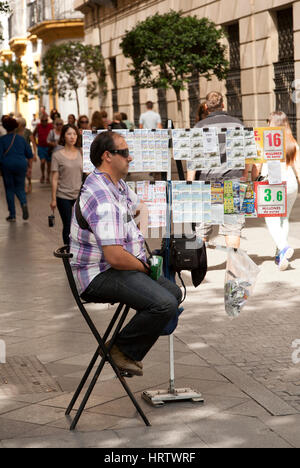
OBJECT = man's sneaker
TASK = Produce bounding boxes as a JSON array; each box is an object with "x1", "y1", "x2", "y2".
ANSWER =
[
  {"x1": 277, "y1": 246, "x2": 294, "y2": 271},
  {"x1": 6, "y1": 216, "x2": 16, "y2": 222},
  {"x1": 22, "y1": 204, "x2": 29, "y2": 220}
]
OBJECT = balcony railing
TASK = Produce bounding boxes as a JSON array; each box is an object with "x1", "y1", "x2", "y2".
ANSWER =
[{"x1": 28, "y1": 0, "x2": 83, "y2": 29}]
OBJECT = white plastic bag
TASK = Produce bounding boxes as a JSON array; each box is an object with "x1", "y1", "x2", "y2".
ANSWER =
[{"x1": 224, "y1": 248, "x2": 260, "y2": 317}]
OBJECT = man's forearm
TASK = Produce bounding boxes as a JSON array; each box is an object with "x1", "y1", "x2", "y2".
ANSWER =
[{"x1": 103, "y1": 245, "x2": 148, "y2": 273}]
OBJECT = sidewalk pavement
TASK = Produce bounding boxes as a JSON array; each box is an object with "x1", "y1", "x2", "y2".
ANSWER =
[{"x1": 0, "y1": 167, "x2": 300, "y2": 448}]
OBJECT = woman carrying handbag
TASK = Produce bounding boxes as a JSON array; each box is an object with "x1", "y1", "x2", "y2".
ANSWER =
[{"x1": 0, "y1": 117, "x2": 33, "y2": 222}]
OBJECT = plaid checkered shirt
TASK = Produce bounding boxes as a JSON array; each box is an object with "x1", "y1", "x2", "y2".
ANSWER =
[{"x1": 70, "y1": 170, "x2": 147, "y2": 295}]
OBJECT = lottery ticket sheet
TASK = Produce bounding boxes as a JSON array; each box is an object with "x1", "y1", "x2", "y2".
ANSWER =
[
  {"x1": 136, "y1": 181, "x2": 167, "y2": 228},
  {"x1": 171, "y1": 181, "x2": 211, "y2": 224},
  {"x1": 173, "y1": 128, "x2": 221, "y2": 171},
  {"x1": 82, "y1": 129, "x2": 170, "y2": 174}
]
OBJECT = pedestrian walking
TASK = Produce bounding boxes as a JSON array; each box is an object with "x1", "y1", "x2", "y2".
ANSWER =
[
  {"x1": 195, "y1": 102, "x2": 209, "y2": 123},
  {"x1": 50, "y1": 124, "x2": 83, "y2": 245},
  {"x1": 77, "y1": 115, "x2": 90, "y2": 148},
  {"x1": 68, "y1": 114, "x2": 77, "y2": 126},
  {"x1": 33, "y1": 113, "x2": 53, "y2": 184},
  {"x1": 16, "y1": 117, "x2": 38, "y2": 194},
  {"x1": 99, "y1": 110, "x2": 110, "y2": 129},
  {"x1": 0, "y1": 117, "x2": 33, "y2": 222},
  {"x1": 90, "y1": 111, "x2": 105, "y2": 131},
  {"x1": 253, "y1": 111, "x2": 300, "y2": 271},
  {"x1": 121, "y1": 112, "x2": 134, "y2": 130},
  {"x1": 139, "y1": 101, "x2": 162, "y2": 130},
  {"x1": 110, "y1": 112, "x2": 127, "y2": 130},
  {"x1": 31, "y1": 113, "x2": 39, "y2": 132},
  {"x1": 77, "y1": 115, "x2": 90, "y2": 132},
  {"x1": 47, "y1": 117, "x2": 64, "y2": 154}
]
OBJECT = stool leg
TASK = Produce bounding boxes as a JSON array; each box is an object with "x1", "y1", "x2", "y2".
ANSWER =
[
  {"x1": 66, "y1": 304, "x2": 124, "y2": 415},
  {"x1": 65, "y1": 347, "x2": 100, "y2": 415},
  {"x1": 70, "y1": 355, "x2": 107, "y2": 430}
]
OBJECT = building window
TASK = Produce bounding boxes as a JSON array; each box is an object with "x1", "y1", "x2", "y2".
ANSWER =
[
  {"x1": 188, "y1": 71, "x2": 200, "y2": 128},
  {"x1": 157, "y1": 88, "x2": 168, "y2": 128},
  {"x1": 109, "y1": 57, "x2": 118, "y2": 113},
  {"x1": 132, "y1": 84, "x2": 140, "y2": 128},
  {"x1": 273, "y1": 7, "x2": 296, "y2": 136},
  {"x1": 226, "y1": 23, "x2": 243, "y2": 122}
]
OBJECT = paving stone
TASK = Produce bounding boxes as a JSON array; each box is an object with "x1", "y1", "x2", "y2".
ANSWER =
[
  {"x1": 1, "y1": 429, "x2": 122, "y2": 448},
  {"x1": 216, "y1": 365, "x2": 297, "y2": 416},
  {"x1": 187, "y1": 414, "x2": 292, "y2": 448}
]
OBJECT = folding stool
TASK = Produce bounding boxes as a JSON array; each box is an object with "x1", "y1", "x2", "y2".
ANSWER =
[{"x1": 54, "y1": 246, "x2": 151, "y2": 430}]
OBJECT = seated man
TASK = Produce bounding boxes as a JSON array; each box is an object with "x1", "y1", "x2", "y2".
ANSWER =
[{"x1": 70, "y1": 131, "x2": 182, "y2": 377}]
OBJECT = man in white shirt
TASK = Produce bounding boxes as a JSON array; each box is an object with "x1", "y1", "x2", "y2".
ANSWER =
[{"x1": 139, "y1": 101, "x2": 162, "y2": 129}]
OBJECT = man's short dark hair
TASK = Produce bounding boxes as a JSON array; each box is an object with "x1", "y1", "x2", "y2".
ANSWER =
[
  {"x1": 90, "y1": 131, "x2": 122, "y2": 167},
  {"x1": 205, "y1": 92, "x2": 224, "y2": 113},
  {"x1": 146, "y1": 101, "x2": 153, "y2": 110}
]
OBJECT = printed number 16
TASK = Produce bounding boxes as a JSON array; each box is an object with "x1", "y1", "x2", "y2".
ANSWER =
[{"x1": 266, "y1": 132, "x2": 282, "y2": 147}]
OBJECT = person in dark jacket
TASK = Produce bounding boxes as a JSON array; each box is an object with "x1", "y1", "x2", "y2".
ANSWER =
[{"x1": 0, "y1": 117, "x2": 33, "y2": 222}]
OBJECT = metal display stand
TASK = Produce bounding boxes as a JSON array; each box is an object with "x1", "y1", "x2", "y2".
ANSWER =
[{"x1": 142, "y1": 124, "x2": 204, "y2": 407}]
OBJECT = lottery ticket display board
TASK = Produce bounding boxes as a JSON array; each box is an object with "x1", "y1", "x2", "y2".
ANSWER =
[
  {"x1": 82, "y1": 129, "x2": 169, "y2": 174},
  {"x1": 171, "y1": 127, "x2": 286, "y2": 169},
  {"x1": 255, "y1": 181, "x2": 287, "y2": 218}
]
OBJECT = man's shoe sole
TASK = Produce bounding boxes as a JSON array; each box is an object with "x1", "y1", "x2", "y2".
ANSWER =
[
  {"x1": 279, "y1": 247, "x2": 294, "y2": 271},
  {"x1": 117, "y1": 366, "x2": 143, "y2": 377}
]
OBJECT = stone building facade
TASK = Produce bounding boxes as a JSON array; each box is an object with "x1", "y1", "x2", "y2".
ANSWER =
[
  {"x1": 75, "y1": 0, "x2": 300, "y2": 138},
  {"x1": 0, "y1": 0, "x2": 87, "y2": 123}
]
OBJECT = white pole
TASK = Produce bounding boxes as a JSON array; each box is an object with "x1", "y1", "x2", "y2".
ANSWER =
[{"x1": 167, "y1": 119, "x2": 176, "y2": 394}]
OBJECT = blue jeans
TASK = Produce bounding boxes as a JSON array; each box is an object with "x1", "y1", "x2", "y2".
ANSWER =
[
  {"x1": 81, "y1": 270, "x2": 182, "y2": 361},
  {"x1": 2, "y1": 166, "x2": 27, "y2": 217},
  {"x1": 56, "y1": 197, "x2": 76, "y2": 245}
]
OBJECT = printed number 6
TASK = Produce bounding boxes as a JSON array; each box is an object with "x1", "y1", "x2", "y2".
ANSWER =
[{"x1": 277, "y1": 191, "x2": 283, "y2": 202}]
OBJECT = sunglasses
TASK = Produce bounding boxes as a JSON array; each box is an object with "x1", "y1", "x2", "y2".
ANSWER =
[
  {"x1": 80, "y1": 120, "x2": 89, "y2": 124},
  {"x1": 109, "y1": 149, "x2": 130, "y2": 158}
]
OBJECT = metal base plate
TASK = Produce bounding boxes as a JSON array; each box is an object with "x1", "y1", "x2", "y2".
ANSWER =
[{"x1": 142, "y1": 388, "x2": 204, "y2": 407}]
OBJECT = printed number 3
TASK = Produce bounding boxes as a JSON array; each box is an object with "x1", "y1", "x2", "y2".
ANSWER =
[{"x1": 264, "y1": 189, "x2": 272, "y2": 202}]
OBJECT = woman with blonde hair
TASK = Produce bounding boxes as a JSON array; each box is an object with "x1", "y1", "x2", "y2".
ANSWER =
[{"x1": 254, "y1": 111, "x2": 300, "y2": 270}]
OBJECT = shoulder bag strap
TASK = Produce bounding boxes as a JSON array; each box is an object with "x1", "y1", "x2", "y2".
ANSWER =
[{"x1": 3, "y1": 133, "x2": 17, "y2": 158}]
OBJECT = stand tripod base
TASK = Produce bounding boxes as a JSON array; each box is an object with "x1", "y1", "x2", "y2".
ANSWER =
[{"x1": 142, "y1": 388, "x2": 204, "y2": 407}]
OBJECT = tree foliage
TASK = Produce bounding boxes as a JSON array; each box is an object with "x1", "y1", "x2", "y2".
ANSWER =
[
  {"x1": 0, "y1": 60, "x2": 38, "y2": 103},
  {"x1": 120, "y1": 10, "x2": 229, "y2": 122},
  {"x1": 0, "y1": 1, "x2": 9, "y2": 14},
  {"x1": 0, "y1": 0, "x2": 10, "y2": 42},
  {"x1": 42, "y1": 41, "x2": 107, "y2": 114}
]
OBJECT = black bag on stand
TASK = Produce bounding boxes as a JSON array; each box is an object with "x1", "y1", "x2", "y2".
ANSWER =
[{"x1": 160, "y1": 234, "x2": 208, "y2": 303}]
